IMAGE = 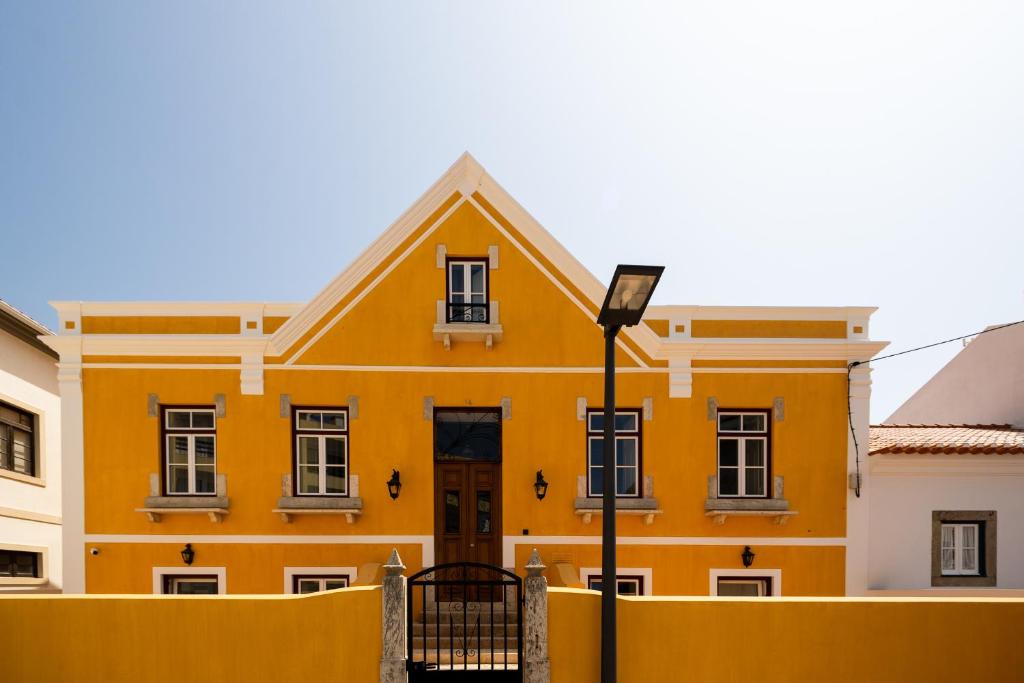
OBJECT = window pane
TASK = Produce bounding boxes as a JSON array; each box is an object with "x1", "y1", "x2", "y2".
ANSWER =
[
  {"x1": 719, "y1": 468, "x2": 738, "y2": 496},
  {"x1": 744, "y1": 439, "x2": 765, "y2": 467},
  {"x1": 718, "y1": 439, "x2": 738, "y2": 467},
  {"x1": 297, "y1": 579, "x2": 320, "y2": 594},
  {"x1": 588, "y1": 413, "x2": 604, "y2": 432},
  {"x1": 167, "y1": 411, "x2": 191, "y2": 429},
  {"x1": 168, "y1": 465, "x2": 190, "y2": 493},
  {"x1": 325, "y1": 438, "x2": 345, "y2": 466},
  {"x1": 451, "y1": 264, "x2": 464, "y2": 293},
  {"x1": 615, "y1": 413, "x2": 637, "y2": 432},
  {"x1": 590, "y1": 467, "x2": 603, "y2": 496},
  {"x1": 325, "y1": 467, "x2": 346, "y2": 494},
  {"x1": 298, "y1": 466, "x2": 319, "y2": 494},
  {"x1": 321, "y1": 412, "x2": 346, "y2": 431},
  {"x1": 194, "y1": 436, "x2": 215, "y2": 465},
  {"x1": 616, "y1": 438, "x2": 637, "y2": 466},
  {"x1": 14, "y1": 553, "x2": 37, "y2": 577},
  {"x1": 616, "y1": 467, "x2": 637, "y2": 496},
  {"x1": 195, "y1": 466, "x2": 215, "y2": 494},
  {"x1": 325, "y1": 579, "x2": 348, "y2": 590},
  {"x1": 719, "y1": 414, "x2": 742, "y2": 431},
  {"x1": 961, "y1": 525, "x2": 977, "y2": 549},
  {"x1": 470, "y1": 264, "x2": 485, "y2": 293},
  {"x1": 742, "y1": 414, "x2": 765, "y2": 432},
  {"x1": 941, "y1": 525, "x2": 955, "y2": 549},
  {"x1": 12, "y1": 430, "x2": 31, "y2": 474},
  {"x1": 434, "y1": 411, "x2": 501, "y2": 462},
  {"x1": 744, "y1": 468, "x2": 766, "y2": 496},
  {"x1": 941, "y1": 548, "x2": 956, "y2": 572},
  {"x1": 477, "y1": 491, "x2": 491, "y2": 533},
  {"x1": 192, "y1": 411, "x2": 215, "y2": 429},
  {"x1": 167, "y1": 436, "x2": 189, "y2": 464},
  {"x1": 298, "y1": 436, "x2": 319, "y2": 465},
  {"x1": 172, "y1": 579, "x2": 218, "y2": 595},
  {"x1": 445, "y1": 491, "x2": 460, "y2": 533},
  {"x1": 589, "y1": 437, "x2": 604, "y2": 467},
  {"x1": 717, "y1": 580, "x2": 762, "y2": 597},
  {"x1": 617, "y1": 580, "x2": 640, "y2": 596},
  {"x1": 962, "y1": 548, "x2": 977, "y2": 573},
  {"x1": 297, "y1": 412, "x2": 321, "y2": 430}
]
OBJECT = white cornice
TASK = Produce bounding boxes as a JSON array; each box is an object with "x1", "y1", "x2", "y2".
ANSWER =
[
  {"x1": 655, "y1": 339, "x2": 889, "y2": 362},
  {"x1": 871, "y1": 454, "x2": 1024, "y2": 477},
  {"x1": 645, "y1": 305, "x2": 879, "y2": 321},
  {"x1": 42, "y1": 334, "x2": 268, "y2": 357},
  {"x1": 50, "y1": 301, "x2": 302, "y2": 318}
]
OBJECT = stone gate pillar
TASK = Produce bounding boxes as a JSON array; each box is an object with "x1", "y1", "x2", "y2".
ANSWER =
[
  {"x1": 523, "y1": 549, "x2": 551, "y2": 683},
  {"x1": 380, "y1": 549, "x2": 407, "y2": 683}
]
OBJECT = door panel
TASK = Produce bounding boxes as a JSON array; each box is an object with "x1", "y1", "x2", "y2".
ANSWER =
[{"x1": 434, "y1": 462, "x2": 501, "y2": 568}]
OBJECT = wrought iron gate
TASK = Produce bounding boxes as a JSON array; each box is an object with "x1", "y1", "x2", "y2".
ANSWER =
[{"x1": 407, "y1": 562, "x2": 523, "y2": 681}]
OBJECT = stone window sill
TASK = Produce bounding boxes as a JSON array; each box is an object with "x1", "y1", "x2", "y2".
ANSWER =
[
  {"x1": 137, "y1": 496, "x2": 230, "y2": 523},
  {"x1": 573, "y1": 497, "x2": 663, "y2": 525},
  {"x1": 705, "y1": 474, "x2": 797, "y2": 525},
  {"x1": 274, "y1": 496, "x2": 364, "y2": 524}
]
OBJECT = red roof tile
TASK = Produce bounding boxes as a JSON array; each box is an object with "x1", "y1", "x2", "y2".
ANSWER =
[{"x1": 869, "y1": 424, "x2": 1024, "y2": 455}]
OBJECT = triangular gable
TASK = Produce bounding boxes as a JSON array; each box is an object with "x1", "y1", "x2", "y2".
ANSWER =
[{"x1": 268, "y1": 153, "x2": 662, "y2": 366}]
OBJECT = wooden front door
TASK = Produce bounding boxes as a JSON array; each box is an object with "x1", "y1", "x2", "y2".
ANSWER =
[{"x1": 434, "y1": 461, "x2": 501, "y2": 567}]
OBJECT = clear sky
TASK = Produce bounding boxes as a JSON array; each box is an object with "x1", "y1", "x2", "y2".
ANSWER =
[{"x1": 2, "y1": 2, "x2": 1021, "y2": 421}]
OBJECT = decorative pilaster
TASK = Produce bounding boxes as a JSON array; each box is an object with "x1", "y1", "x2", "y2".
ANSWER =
[
  {"x1": 523, "y1": 549, "x2": 551, "y2": 683},
  {"x1": 380, "y1": 549, "x2": 407, "y2": 683}
]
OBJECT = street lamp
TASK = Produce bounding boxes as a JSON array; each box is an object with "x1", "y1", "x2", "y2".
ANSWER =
[{"x1": 597, "y1": 264, "x2": 663, "y2": 683}]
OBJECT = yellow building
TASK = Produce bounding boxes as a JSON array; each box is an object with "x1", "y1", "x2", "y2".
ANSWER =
[{"x1": 43, "y1": 154, "x2": 885, "y2": 597}]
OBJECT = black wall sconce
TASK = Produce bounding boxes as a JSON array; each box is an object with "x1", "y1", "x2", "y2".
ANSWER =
[
  {"x1": 533, "y1": 470, "x2": 549, "y2": 500},
  {"x1": 741, "y1": 545, "x2": 755, "y2": 568},
  {"x1": 387, "y1": 469, "x2": 402, "y2": 500},
  {"x1": 181, "y1": 543, "x2": 195, "y2": 566}
]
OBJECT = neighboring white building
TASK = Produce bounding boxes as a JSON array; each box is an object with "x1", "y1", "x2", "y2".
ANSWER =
[
  {"x1": 887, "y1": 322, "x2": 1024, "y2": 427},
  {"x1": 0, "y1": 299, "x2": 61, "y2": 593},
  {"x1": 868, "y1": 323, "x2": 1024, "y2": 595}
]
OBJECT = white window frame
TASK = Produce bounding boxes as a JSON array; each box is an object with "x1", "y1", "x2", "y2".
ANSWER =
[
  {"x1": 294, "y1": 409, "x2": 349, "y2": 496},
  {"x1": 586, "y1": 410, "x2": 641, "y2": 498},
  {"x1": 447, "y1": 259, "x2": 489, "y2": 323},
  {"x1": 284, "y1": 566, "x2": 357, "y2": 594},
  {"x1": 941, "y1": 523, "x2": 980, "y2": 576},
  {"x1": 163, "y1": 409, "x2": 217, "y2": 496},
  {"x1": 579, "y1": 567, "x2": 653, "y2": 596},
  {"x1": 153, "y1": 566, "x2": 226, "y2": 594},
  {"x1": 716, "y1": 411, "x2": 769, "y2": 498},
  {"x1": 709, "y1": 568, "x2": 782, "y2": 596}
]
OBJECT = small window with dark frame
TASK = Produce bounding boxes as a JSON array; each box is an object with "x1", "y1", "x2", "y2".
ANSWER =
[
  {"x1": 0, "y1": 401, "x2": 36, "y2": 477},
  {"x1": 717, "y1": 411, "x2": 769, "y2": 498},
  {"x1": 0, "y1": 549, "x2": 40, "y2": 578},
  {"x1": 292, "y1": 575, "x2": 350, "y2": 594},
  {"x1": 162, "y1": 408, "x2": 217, "y2": 496},
  {"x1": 941, "y1": 523, "x2": 981, "y2": 576},
  {"x1": 717, "y1": 577, "x2": 772, "y2": 597},
  {"x1": 447, "y1": 259, "x2": 489, "y2": 323},
  {"x1": 931, "y1": 511, "x2": 996, "y2": 587},
  {"x1": 162, "y1": 575, "x2": 219, "y2": 594},
  {"x1": 587, "y1": 575, "x2": 644, "y2": 596},
  {"x1": 587, "y1": 409, "x2": 641, "y2": 498},
  {"x1": 293, "y1": 409, "x2": 349, "y2": 496}
]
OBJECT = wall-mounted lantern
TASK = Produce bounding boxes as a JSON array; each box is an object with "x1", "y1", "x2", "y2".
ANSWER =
[
  {"x1": 741, "y1": 545, "x2": 755, "y2": 568},
  {"x1": 533, "y1": 470, "x2": 549, "y2": 500},
  {"x1": 387, "y1": 469, "x2": 402, "y2": 500},
  {"x1": 181, "y1": 543, "x2": 195, "y2": 566}
]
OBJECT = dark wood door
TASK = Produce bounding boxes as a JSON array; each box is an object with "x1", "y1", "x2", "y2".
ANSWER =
[{"x1": 434, "y1": 461, "x2": 501, "y2": 567}]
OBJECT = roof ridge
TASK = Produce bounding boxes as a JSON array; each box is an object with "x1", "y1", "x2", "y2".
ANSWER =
[{"x1": 871, "y1": 423, "x2": 1017, "y2": 429}]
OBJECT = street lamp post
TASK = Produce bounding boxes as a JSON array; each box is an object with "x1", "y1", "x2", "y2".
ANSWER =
[{"x1": 596, "y1": 264, "x2": 664, "y2": 683}]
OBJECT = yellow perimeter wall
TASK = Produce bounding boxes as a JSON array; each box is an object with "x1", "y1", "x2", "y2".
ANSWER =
[{"x1": 3, "y1": 589, "x2": 1022, "y2": 682}]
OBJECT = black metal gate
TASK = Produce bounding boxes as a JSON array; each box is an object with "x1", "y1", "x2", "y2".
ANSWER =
[{"x1": 407, "y1": 562, "x2": 523, "y2": 681}]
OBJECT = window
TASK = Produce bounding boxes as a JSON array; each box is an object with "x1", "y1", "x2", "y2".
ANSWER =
[
  {"x1": 587, "y1": 410, "x2": 641, "y2": 497},
  {"x1": 292, "y1": 575, "x2": 350, "y2": 594},
  {"x1": 434, "y1": 409, "x2": 501, "y2": 462},
  {"x1": 0, "y1": 549, "x2": 40, "y2": 578},
  {"x1": 716, "y1": 577, "x2": 772, "y2": 597},
  {"x1": 447, "y1": 259, "x2": 489, "y2": 323},
  {"x1": 0, "y1": 401, "x2": 36, "y2": 477},
  {"x1": 941, "y1": 524, "x2": 979, "y2": 575},
  {"x1": 293, "y1": 409, "x2": 348, "y2": 496},
  {"x1": 163, "y1": 575, "x2": 219, "y2": 594},
  {"x1": 587, "y1": 575, "x2": 644, "y2": 596},
  {"x1": 162, "y1": 408, "x2": 217, "y2": 495},
  {"x1": 717, "y1": 411, "x2": 769, "y2": 498},
  {"x1": 932, "y1": 511, "x2": 996, "y2": 587}
]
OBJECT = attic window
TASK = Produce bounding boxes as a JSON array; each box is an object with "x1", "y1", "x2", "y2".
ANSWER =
[{"x1": 446, "y1": 259, "x2": 489, "y2": 323}]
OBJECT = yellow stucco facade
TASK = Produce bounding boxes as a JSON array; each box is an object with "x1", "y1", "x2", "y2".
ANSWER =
[{"x1": 44, "y1": 154, "x2": 885, "y2": 597}]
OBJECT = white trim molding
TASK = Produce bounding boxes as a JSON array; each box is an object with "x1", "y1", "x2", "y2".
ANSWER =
[
  {"x1": 283, "y1": 566, "x2": 357, "y2": 594},
  {"x1": 579, "y1": 567, "x2": 653, "y2": 596},
  {"x1": 152, "y1": 566, "x2": 227, "y2": 594},
  {"x1": 709, "y1": 567, "x2": 783, "y2": 596}
]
